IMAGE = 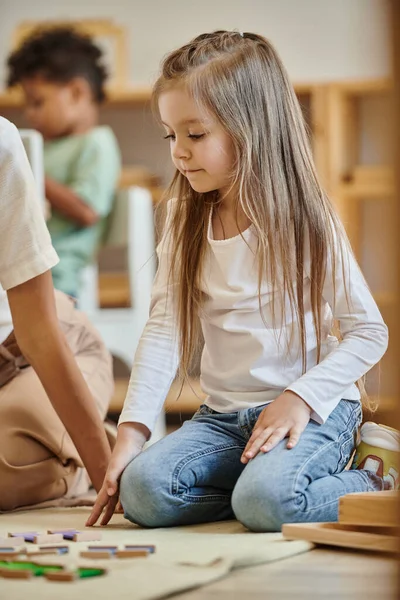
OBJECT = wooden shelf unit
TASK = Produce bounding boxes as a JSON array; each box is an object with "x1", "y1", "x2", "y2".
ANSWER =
[
  {"x1": 325, "y1": 79, "x2": 394, "y2": 258},
  {"x1": 0, "y1": 85, "x2": 153, "y2": 109},
  {"x1": 0, "y1": 81, "x2": 324, "y2": 110},
  {"x1": 338, "y1": 179, "x2": 394, "y2": 199},
  {"x1": 324, "y1": 79, "x2": 396, "y2": 412},
  {"x1": 109, "y1": 377, "x2": 205, "y2": 415}
]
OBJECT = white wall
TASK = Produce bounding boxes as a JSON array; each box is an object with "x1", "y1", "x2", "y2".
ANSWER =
[
  {"x1": 0, "y1": 0, "x2": 391, "y2": 183},
  {"x1": 0, "y1": 0, "x2": 391, "y2": 88}
]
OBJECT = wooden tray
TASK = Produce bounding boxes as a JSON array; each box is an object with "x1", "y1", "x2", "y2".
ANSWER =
[
  {"x1": 339, "y1": 491, "x2": 399, "y2": 528},
  {"x1": 282, "y1": 522, "x2": 399, "y2": 553}
]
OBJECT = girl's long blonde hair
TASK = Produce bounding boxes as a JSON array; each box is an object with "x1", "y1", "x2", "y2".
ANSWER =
[{"x1": 152, "y1": 31, "x2": 370, "y2": 408}]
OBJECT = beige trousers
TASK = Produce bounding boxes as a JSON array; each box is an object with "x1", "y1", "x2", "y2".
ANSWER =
[{"x1": 0, "y1": 292, "x2": 114, "y2": 511}]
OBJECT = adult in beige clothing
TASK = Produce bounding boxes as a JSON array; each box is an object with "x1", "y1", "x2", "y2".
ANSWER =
[
  {"x1": 0, "y1": 292, "x2": 113, "y2": 510},
  {"x1": 0, "y1": 116, "x2": 113, "y2": 511}
]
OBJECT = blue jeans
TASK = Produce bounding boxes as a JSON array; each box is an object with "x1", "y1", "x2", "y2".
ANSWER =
[{"x1": 120, "y1": 399, "x2": 383, "y2": 531}]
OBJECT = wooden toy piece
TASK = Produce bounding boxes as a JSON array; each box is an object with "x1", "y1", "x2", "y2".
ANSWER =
[
  {"x1": 38, "y1": 545, "x2": 69, "y2": 555},
  {"x1": 27, "y1": 548, "x2": 68, "y2": 557},
  {"x1": 66, "y1": 531, "x2": 102, "y2": 542},
  {"x1": 115, "y1": 549, "x2": 149, "y2": 558},
  {"x1": 13, "y1": 533, "x2": 40, "y2": 544},
  {"x1": 80, "y1": 550, "x2": 114, "y2": 559},
  {"x1": 282, "y1": 522, "x2": 398, "y2": 553},
  {"x1": 9, "y1": 531, "x2": 64, "y2": 544},
  {"x1": 0, "y1": 567, "x2": 33, "y2": 579},
  {"x1": 45, "y1": 567, "x2": 107, "y2": 582},
  {"x1": 125, "y1": 544, "x2": 156, "y2": 554},
  {"x1": 0, "y1": 553, "x2": 24, "y2": 560},
  {"x1": 48, "y1": 529, "x2": 102, "y2": 542},
  {"x1": 78, "y1": 567, "x2": 107, "y2": 579},
  {"x1": 0, "y1": 547, "x2": 25, "y2": 556},
  {"x1": 81, "y1": 546, "x2": 118, "y2": 559},
  {"x1": 32, "y1": 534, "x2": 64, "y2": 544},
  {"x1": 338, "y1": 491, "x2": 399, "y2": 527},
  {"x1": 39, "y1": 546, "x2": 69, "y2": 554},
  {"x1": 45, "y1": 570, "x2": 77, "y2": 582},
  {"x1": 26, "y1": 550, "x2": 58, "y2": 557},
  {"x1": 0, "y1": 536, "x2": 25, "y2": 547},
  {"x1": 81, "y1": 545, "x2": 152, "y2": 559},
  {"x1": 87, "y1": 545, "x2": 118, "y2": 552},
  {"x1": 0, "y1": 559, "x2": 65, "y2": 579}
]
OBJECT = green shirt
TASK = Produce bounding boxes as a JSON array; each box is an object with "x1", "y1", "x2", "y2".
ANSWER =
[{"x1": 44, "y1": 126, "x2": 121, "y2": 296}]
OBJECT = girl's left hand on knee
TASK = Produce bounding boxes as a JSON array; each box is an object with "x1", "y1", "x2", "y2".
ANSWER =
[{"x1": 240, "y1": 392, "x2": 312, "y2": 464}]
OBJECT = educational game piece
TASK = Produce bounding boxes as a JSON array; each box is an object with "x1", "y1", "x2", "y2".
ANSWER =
[
  {"x1": 0, "y1": 545, "x2": 68, "y2": 559},
  {"x1": 0, "y1": 536, "x2": 25, "y2": 547},
  {"x1": 81, "y1": 549, "x2": 148, "y2": 559},
  {"x1": 0, "y1": 568, "x2": 32, "y2": 579},
  {"x1": 81, "y1": 544, "x2": 156, "y2": 559},
  {"x1": 87, "y1": 545, "x2": 118, "y2": 551},
  {"x1": 0, "y1": 559, "x2": 106, "y2": 582},
  {"x1": 48, "y1": 529, "x2": 102, "y2": 542},
  {"x1": 125, "y1": 545, "x2": 156, "y2": 553},
  {"x1": 9, "y1": 531, "x2": 64, "y2": 544},
  {"x1": 38, "y1": 545, "x2": 69, "y2": 555},
  {"x1": 0, "y1": 559, "x2": 64, "y2": 579},
  {"x1": 80, "y1": 550, "x2": 114, "y2": 559},
  {"x1": 45, "y1": 567, "x2": 107, "y2": 582},
  {"x1": 45, "y1": 571, "x2": 76, "y2": 582},
  {"x1": 0, "y1": 559, "x2": 107, "y2": 582},
  {"x1": 115, "y1": 549, "x2": 149, "y2": 558},
  {"x1": 0, "y1": 548, "x2": 25, "y2": 559},
  {"x1": 80, "y1": 546, "x2": 118, "y2": 560},
  {"x1": 27, "y1": 548, "x2": 68, "y2": 557}
]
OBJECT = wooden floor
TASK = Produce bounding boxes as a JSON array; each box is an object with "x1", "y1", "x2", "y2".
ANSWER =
[{"x1": 176, "y1": 547, "x2": 398, "y2": 599}]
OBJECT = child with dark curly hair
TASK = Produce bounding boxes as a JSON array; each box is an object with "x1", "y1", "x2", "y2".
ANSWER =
[{"x1": 7, "y1": 27, "x2": 121, "y2": 299}]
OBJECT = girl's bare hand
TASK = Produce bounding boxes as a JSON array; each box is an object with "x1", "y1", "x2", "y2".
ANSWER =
[
  {"x1": 241, "y1": 392, "x2": 311, "y2": 464},
  {"x1": 86, "y1": 422, "x2": 149, "y2": 526}
]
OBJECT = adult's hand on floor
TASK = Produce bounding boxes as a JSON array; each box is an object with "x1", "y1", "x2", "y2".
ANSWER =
[{"x1": 86, "y1": 422, "x2": 149, "y2": 526}]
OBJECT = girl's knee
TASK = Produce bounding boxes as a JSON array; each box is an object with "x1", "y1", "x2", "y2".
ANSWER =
[
  {"x1": 231, "y1": 475, "x2": 294, "y2": 532},
  {"x1": 119, "y1": 452, "x2": 175, "y2": 528}
]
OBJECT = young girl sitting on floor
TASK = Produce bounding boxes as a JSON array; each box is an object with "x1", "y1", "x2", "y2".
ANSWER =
[{"x1": 88, "y1": 30, "x2": 390, "y2": 531}]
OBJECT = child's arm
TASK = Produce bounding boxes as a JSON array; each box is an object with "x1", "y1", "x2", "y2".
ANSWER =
[
  {"x1": 284, "y1": 233, "x2": 388, "y2": 425},
  {"x1": 87, "y1": 200, "x2": 180, "y2": 525},
  {"x1": 116, "y1": 200, "x2": 180, "y2": 434},
  {"x1": 242, "y1": 229, "x2": 388, "y2": 462},
  {"x1": 7, "y1": 271, "x2": 111, "y2": 492},
  {"x1": 46, "y1": 132, "x2": 120, "y2": 227},
  {"x1": 45, "y1": 176, "x2": 99, "y2": 226}
]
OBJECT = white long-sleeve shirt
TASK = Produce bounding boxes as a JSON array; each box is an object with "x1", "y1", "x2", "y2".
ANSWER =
[{"x1": 119, "y1": 202, "x2": 388, "y2": 432}]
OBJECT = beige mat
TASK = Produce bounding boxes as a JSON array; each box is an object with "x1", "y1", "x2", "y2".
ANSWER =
[
  {"x1": 0, "y1": 491, "x2": 97, "y2": 513},
  {"x1": 0, "y1": 508, "x2": 312, "y2": 599}
]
